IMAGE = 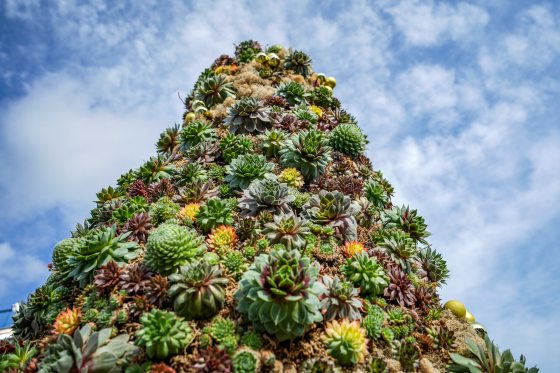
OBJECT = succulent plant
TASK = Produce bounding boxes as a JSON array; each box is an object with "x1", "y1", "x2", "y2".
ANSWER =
[
  {"x1": 224, "y1": 154, "x2": 274, "y2": 189},
  {"x1": 364, "y1": 179, "x2": 391, "y2": 209},
  {"x1": 194, "y1": 74, "x2": 235, "y2": 107},
  {"x1": 93, "y1": 260, "x2": 122, "y2": 292},
  {"x1": 234, "y1": 249, "x2": 324, "y2": 341},
  {"x1": 143, "y1": 274, "x2": 169, "y2": 308},
  {"x1": 240, "y1": 330, "x2": 262, "y2": 350},
  {"x1": 235, "y1": 40, "x2": 262, "y2": 63},
  {"x1": 207, "y1": 224, "x2": 238, "y2": 253},
  {"x1": 220, "y1": 133, "x2": 254, "y2": 163},
  {"x1": 52, "y1": 307, "x2": 81, "y2": 335},
  {"x1": 176, "y1": 161, "x2": 208, "y2": 184},
  {"x1": 238, "y1": 177, "x2": 294, "y2": 217},
  {"x1": 449, "y1": 335, "x2": 539, "y2": 373},
  {"x1": 168, "y1": 260, "x2": 228, "y2": 319},
  {"x1": 394, "y1": 338, "x2": 419, "y2": 372},
  {"x1": 232, "y1": 349, "x2": 260, "y2": 373},
  {"x1": 278, "y1": 167, "x2": 304, "y2": 188},
  {"x1": 139, "y1": 155, "x2": 176, "y2": 184},
  {"x1": 378, "y1": 230, "x2": 418, "y2": 272},
  {"x1": 96, "y1": 186, "x2": 126, "y2": 205},
  {"x1": 38, "y1": 324, "x2": 137, "y2": 373},
  {"x1": 329, "y1": 123, "x2": 367, "y2": 157},
  {"x1": 321, "y1": 275, "x2": 363, "y2": 321},
  {"x1": 363, "y1": 304, "x2": 385, "y2": 340},
  {"x1": 52, "y1": 237, "x2": 81, "y2": 275},
  {"x1": 0, "y1": 341, "x2": 37, "y2": 372},
  {"x1": 263, "y1": 213, "x2": 310, "y2": 250},
  {"x1": 135, "y1": 309, "x2": 193, "y2": 360},
  {"x1": 280, "y1": 129, "x2": 332, "y2": 182},
  {"x1": 174, "y1": 180, "x2": 218, "y2": 204},
  {"x1": 284, "y1": 49, "x2": 312, "y2": 77},
  {"x1": 415, "y1": 246, "x2": 450, "y2": 286},
  {"x1": 225, "y1": 97, "x2": 271, "y2": 134},
  {"x1": 194, "y1": 346, "x2": 233, "y2": 373},
  {"x1": 66, "y1": 225, "x2": 140, "y2": 287},
  {"x1": 119, "y1": 263, "x2": 152, "y2": 296},
  {"x1": 276, "y1": 81, "x2": 307, "y2": 106},
  {"x1": 145, "y1": 223, "x2": 206, "y2": 275},
  {"x1": 259, "y1": 129, "x2": 287, "y2": 158},
  {"x1": 180, "y1": 120, "x2": 216, "y2": 151},
  {"x1": 149, "y1": 196, "x2": 180, "y2": 225},
  {"x1": 196, "y1": 198, "x2": 235, "y2": 233},
  {"x1": 382, "y1": 205, "x2": 431, "y2": 244},
  {"x1": 384, "y1": 267, "x2": 416, "y2": 308},
  {"x1": 310, "y1": 85, "x2": 335, "y2": 108},
  {"x1": 342, "y1": 241, "x2": 366, "y2": 258},
  {"x1": 128, "y1": 179, "x2": 150, "y2": 200},
  {"x1": 323, "y1": 320, "x2": 368, "y2": 366},
  {"x1": 123, "y1": 212, "x2": 153, "y2": 243},
  {"x1": 341, "y1": 252, "x2": 389, "y2": 296},
  {"x1": 186, "y1": 141, "x2": 220, "y2": 164},
  {"x1": 302, "y1": 190, "x2": 360, "y2": 241},
  {"x1": 156, "y1": 124, "x2": 181, "y2": 155}
]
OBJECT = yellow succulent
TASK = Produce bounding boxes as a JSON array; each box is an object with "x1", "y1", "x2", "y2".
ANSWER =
[
  {"x1": 323, "y1": 320, "x2": 368, "y2": 366},
  {"x1": 178, "y1": 203, "x2": 201, "y2": 222},
  {"x1": 278, "y1": 168, "x2": 304, "y2": 188},
  {"x1": 53, "y1": 307, "x2": 81, "y2": 335},
  {"x1": 310, "y1": 105, "x2": 323, "y2": 118},
  {"x1": 207, "y1": 225, "x2": 238, "y2": 254},
  {"x1": 342, "y1": 241, "x2": 366, "y2": 258}
]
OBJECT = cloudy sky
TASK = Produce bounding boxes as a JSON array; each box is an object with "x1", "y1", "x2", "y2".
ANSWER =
[{"x1": 1, "y1": 0, "x2": 559, "y2": 369}]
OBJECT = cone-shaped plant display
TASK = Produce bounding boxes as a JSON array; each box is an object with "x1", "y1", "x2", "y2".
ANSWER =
[{"x1": 6, "y1": 41, "x2": 538, "y2": 372}]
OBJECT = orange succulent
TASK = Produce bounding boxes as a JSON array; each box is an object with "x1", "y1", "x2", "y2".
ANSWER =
[
  {"x1": 207, "y1": 225, "x2": 238, "y2": 254},
  {"x1": 342, "y1": 241, "x2": 366, "y2": 258},
  {"x1": 53, "y1": 307, "x2": 81, "y2": 335}
]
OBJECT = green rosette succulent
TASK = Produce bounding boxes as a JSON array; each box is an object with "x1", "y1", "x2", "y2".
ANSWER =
[
  {"x1": 284, "y1": 49, "x2": 312, "y2": 77},
  {"x1": 145, "y1": 223, "x2": 206, "y2": 275},
  {"x1": 301, "y1": 190, "x2": 360, "y2": 241},
  {"x1": 224, "y1": 154, "x2": 274, "y2": 189},
  {"x1": 67, "y1": 225, "x2": 140, "y2": 287},
  {"x1": 224, "y1": 97, "x2": 270, "y2": 134},
  {"x1": 38, "y1": 324, "x2": 137, "y2": 373},
  {"x1": 329, "y1": 123, "x2": 367, "y2": 157},
  {"x1": 263, "y1": 213, "x2": 310, "y2": 250},
  {"x1": 52, "y1": 237, "x2": 82, "y2": 275},
  {"x1": 168, "y1": 260, "x2": 229, "y2": 319},
  {"x1": 341, "y1": 252, "x2": 389, "y2": 296},
  {"x1": 238, "y1": 176, "x2": 295, "y2": 217},
  {"x1": 382, "y1": 205, "x2": 431, "y2": 244},
  {"x1": 194, "y1": 73, "x2": 235, "y2": 107},
  {"x1": 279, "y1": 129, "x2": 332, "y2": 182},
  {"x1": 135, "y1": 309, "x2": 193, "y2": 360},
  {"x1": 234, "y1": 249, "x2": 324, "y2": 341},
  {"x1": 195, "y1": 198, "x2": 235, "y2": 233}
]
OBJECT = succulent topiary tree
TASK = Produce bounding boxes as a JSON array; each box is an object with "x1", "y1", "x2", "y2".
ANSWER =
[{"x1": 13, "y1": 41, "x2": 537, "y2": 373}]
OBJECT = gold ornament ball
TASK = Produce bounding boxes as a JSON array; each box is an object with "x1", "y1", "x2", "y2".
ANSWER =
[
  {"x1": 325, "y1": 76, "x2": 337, "y2": 88},
  {"x1": 465, "y1": 311, "x2": 476, "y2": 324},
  {"x1": 267, "y1": 53, "x2": 281, "y2": 68},
  {"x1": 444, "y1": 300, "x2": 467, "y2": 318}
]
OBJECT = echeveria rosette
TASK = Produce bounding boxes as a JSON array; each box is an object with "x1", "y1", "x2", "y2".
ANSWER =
[
  {"x1": 234, "y1": 249, "x2": 324, "y2": 341},
  {"x1": 238, "y1": 176, "x2": 295, "y2": 218},
  {"x1": 341, "y1": 252, "x2": 389, "y2": 296},
  {"x1": 224, "y1": 154, "x2": 274, "y2": 190},
  {"x1": 279, "y1": 129, "x2": 332, "y2": 182},
  {"x1": 301, "y1": 190, "x2": 360, "y2": 241}
]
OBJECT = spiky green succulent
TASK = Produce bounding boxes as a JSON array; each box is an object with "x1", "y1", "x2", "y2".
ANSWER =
[
  {"x1": 382, "y1": 205, "x2": 431, "y2": 244},
  {"x1": 224, "y1": 154, "x2": 274, "y2": 189},
  {"x1": 415, "y1": 246, "x2": 449, "y2": 285},
  {"x1": 323, "y1": 320, "x2": 368, "y2": 366},
  {"x1": 168, "y1": 260, "x2": 228, "y2": 319},
  {"x1": 378, "y1": 230, "x2": 418, "y2": 272},
  {"x1": 321, "y1": 275, "x2": 363, "y2": 321},
  {"x1": 238, "y1": 176, "x2": 294, "y2": 217},
  {"x1": 310, "y1": 85, "x2": 335, "y2": 108},
  {"x1": 176, "y1": 161, "x2": 208, "y2": 184},
  {"x1": 66, "y1": 225, "x2": 140, "y2": 287},
  {"x1": 95, "y1": 186, "x2": 126, "y2": 205},
  {"x1": 0, "y1": 342, "x2": 37, "y2": 372},
  {"x1": 52, "y1": 237, "x2": 82, "y2": 275},
  {"x1": 341, "y1": 252, "x2": 389, "y2": 296},
  {"x1": 364, "y1": 179, "x2": 391, "y2": 209},
  {"x1": 138, "y1": 155, "x2": 176, "y2": 184},
  {"x1": 180, "y1": 120, "x2": 217, "y2": 151},
  {"x1": 135, "y1": 309, "x2": 193, "y2": 360},
  {"x1": 145, "y1": 222, "x2": 206, "y2": 275},
  {"x1": 329, "y1": 123, "x2": 367, "y2": 157},
  {"x1": 156, "y1": 124, "x2": 181, "y2": 155},
  {"x1": 259, "y1": 128, "x2": 287, "y2": 158},
  {"x1": 276, "y1": 81, "x2": 307, "y2": 106},
  {"x1": 363, "y1": 304, "x2": 385, "y2": 339},
  {"x1": 195, "y1": 198, "x2": 235, "y2": 233},
  {"x1": 449, "y1": 335, "x2": 539, "y2": 373},
  {"x1": 234, "y1": 249, "x2": 324, "y2": 341},
  {"x1": 279, "y1": 129, "x2": 332, "y2": 182},
  {"x1": 38, "y1": 324, "x2": 137, "y2": 373},
  {"x1": 148, "y1": 196, "x2": 180, "y2": 225},
  {"x1": 235, "y1": 40, "x2": 262, "y2": 63},
  {"x1": 194, "y1": 73, "x2": 235, "y2": 107},
  {"x1": 232, "y1": 349, "x2": 260, "y2": 373},
  {"x1": 284, "y1": 49, "x2": 312, "y2": 77},
  {"x1": 263, "y1": 213, "x2": 310, "y2": 250},
  {"x1": 220, "y1": 133, "x2": 254, "y2": 163},
  {"x1": 301, "y1": 190, "x2": 360, "y2": 241},
  {"x1": 225, "y1": 97, "x2": 270, "y2": 134}
]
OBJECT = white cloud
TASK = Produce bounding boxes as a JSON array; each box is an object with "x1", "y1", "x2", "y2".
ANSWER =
[
  {"x1": 0, "y1": 243, "x2": 48, "y2": 297},
  {"x1": 385, "y1": 0, "x2": 489, "y2": 47}
]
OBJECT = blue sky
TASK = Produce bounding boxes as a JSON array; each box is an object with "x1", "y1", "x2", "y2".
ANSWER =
[{"x1": 0, "y1": 0, "x2": 559, "y2": 370}]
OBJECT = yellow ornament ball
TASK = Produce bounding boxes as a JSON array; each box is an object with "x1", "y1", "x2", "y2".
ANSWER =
[
  {"x1": 465, "y1": 311, "x2": 476, "y2": 324},
  {"x1": 184, "y1": 112, "x2": 196, "y2": 125},
  {"x1": 325, "y1": 76, "x2": 337, "y2": 88},
  {"x1": 444, "y1": 300, "x2": 467, "y2": 318}
]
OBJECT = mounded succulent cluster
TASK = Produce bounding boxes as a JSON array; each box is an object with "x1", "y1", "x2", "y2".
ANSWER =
[{"x1": 6, "y1": 41, "x2": 537, "y2": 373}]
